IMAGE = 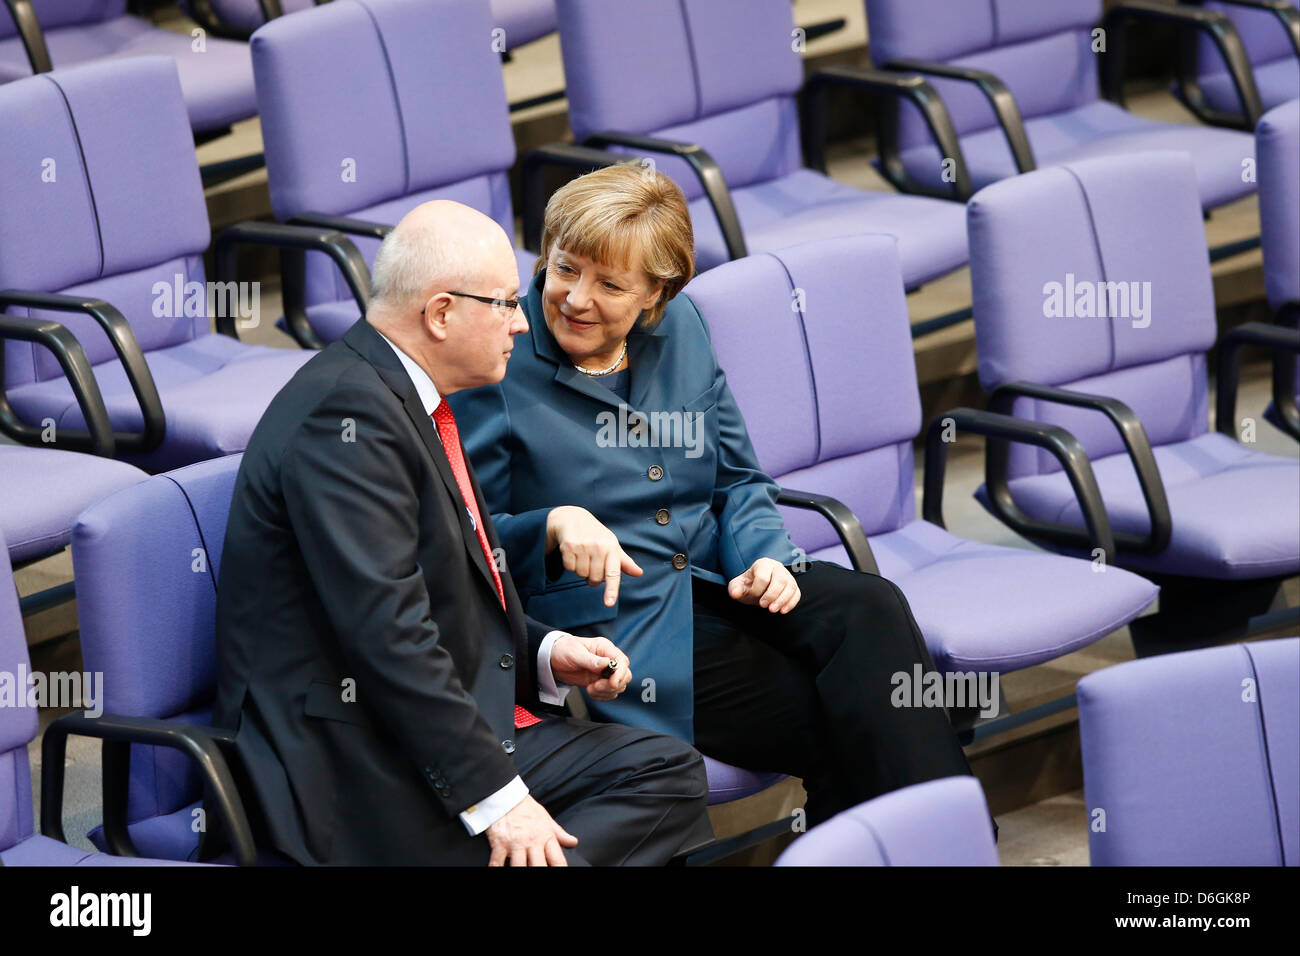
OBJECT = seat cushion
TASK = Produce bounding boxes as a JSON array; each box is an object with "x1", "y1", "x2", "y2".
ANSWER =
[
  {"x1": 1201, "y1": 57, "x2": 1300, "y2": 115},
  {"x1": 810, "y1": 519, "x2": 1159, "y2": 673},
  {"x1": 7, "y1": 334, "x2": 312, "y2": 472},
  {"x1": 0, "y1": 447, "x2": 145, "y2": 564},
  {"x1": 900, "y1": 101, "x2": 1256, "y2": 210},
  {"x1": 88, "y1": 801, "x2": 201, "y2": 862},
  {"x1": 690, "y1": 169, "x2": 969, "y2": 288},
  {"x1": 701, "y1": 754, "x2": 785, "y2": 806},
  {"x1": 991, "y1": 432, "x2": 1300, "y2": 580},
  {"x1": 0, "y1": 833, "x2": 198, "y2": 865},
  {"x1": 0, "y1": 17, "x2": 256, "y2": 133}
]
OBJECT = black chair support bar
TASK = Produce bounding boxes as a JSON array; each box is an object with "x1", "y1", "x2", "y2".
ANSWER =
[
  {"x1": 1189, "y1": 0, "x2": 1300, "y2": 61},
  {"x1": 1215, "y1": 319, "x2": 1300, "y2": 441},
  {"x1": 3, "y1": 0, "x2": 52, "y2": 74},
  {"x1": 777, "y1": 487, "x2": 881, "y2": 577}
]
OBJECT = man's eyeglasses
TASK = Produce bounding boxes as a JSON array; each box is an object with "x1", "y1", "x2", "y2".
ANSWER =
[{"x1": 422, "y1": 291, "x2": 521, "y2": 315}]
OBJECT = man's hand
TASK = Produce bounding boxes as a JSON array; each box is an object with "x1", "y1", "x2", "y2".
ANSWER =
[
  {"x1": 550, "y1": 634, "x2": 632, "y2": 701},
  {"x1": 546, "y1": 506, "x2": 643, "y2": 606},
  {"x1": 486, "y1": 795, "x2": 578, "y2": 866},
  {"x1": 727, "y1": 558, "x2": 801, "y2": 614}
]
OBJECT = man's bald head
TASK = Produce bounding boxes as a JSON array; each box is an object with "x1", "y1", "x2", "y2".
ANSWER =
[{"x1": 370, "y1": 200, "x2": 515, "y2": 318}]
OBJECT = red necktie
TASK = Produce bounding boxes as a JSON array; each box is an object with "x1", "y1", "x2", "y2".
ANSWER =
[{"x1": 432, "y1": 402, "x2": 540, "y2": 730}]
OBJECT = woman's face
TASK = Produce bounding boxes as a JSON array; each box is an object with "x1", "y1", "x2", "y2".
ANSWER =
[{"x1": 542, "y1": 247, "x2": 665, "y2": 368}]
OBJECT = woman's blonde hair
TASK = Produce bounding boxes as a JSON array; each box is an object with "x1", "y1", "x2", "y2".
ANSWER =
[{"x1": 536, "y1": 164, "x2": 695, "y2": 328}]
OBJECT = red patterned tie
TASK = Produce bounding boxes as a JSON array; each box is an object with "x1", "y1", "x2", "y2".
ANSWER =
[{"x1": 431, "y1": 402, "x2": 540, "y2": 730}]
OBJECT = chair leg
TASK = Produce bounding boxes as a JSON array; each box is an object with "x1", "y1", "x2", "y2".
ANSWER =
[{"x1": 1128, "y1": 573, "x2": 1295, "y2": 658}]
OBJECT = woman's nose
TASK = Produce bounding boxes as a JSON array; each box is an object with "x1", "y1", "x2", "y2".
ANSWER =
[{"x1": 566, "y1": 277, "x2": 595, "y2": 310}]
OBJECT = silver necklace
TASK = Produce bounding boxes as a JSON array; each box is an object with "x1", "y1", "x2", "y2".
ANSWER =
[{"x1": 573, "y1": 341, "x2": 628, "y2": 377}]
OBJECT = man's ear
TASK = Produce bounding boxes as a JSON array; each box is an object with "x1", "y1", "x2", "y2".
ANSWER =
[{"x1": 421, "y1": 292, "x2": 453, "y2": 343}]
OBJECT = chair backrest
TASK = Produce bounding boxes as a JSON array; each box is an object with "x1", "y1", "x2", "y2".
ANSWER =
[
  {"x1": 0, "y1": 57, "x2": 211, "y2": 388},
  {"x1": 1079, "y1": 637, "x2": 1299, "y2": 865},
  {"x1": 967, "y1": 151, "x2": 1217, "y2": 478},
  {"x1": 865, "y1": 0, "x2": 1101, "y2": 151},
  {"x1": 684, "y1": 235, "x2": 921, "y2": 553},
  {"x1": 1258, "y1": 100, "x2": 1300, "y2": 311},
  {"x1": 775, "y1": 775, "x2": 998, "y2": 865},
  {"x1": 70, "y1": 455, "x2": 243, "y2": 825},
  {"x1": 555, "y1": 0, "x2": 804, "y2": 203},
  {"x1": 1200, "y1": 1, "x2": 1298, "y2": 74},
  {"x1": 491, "y1": 0, "x2": 555, "y2": 47},
  {"x1": 252, "y1": 0, "x2": 516, "y2": 306},
  {"x1": 0, "y1": 530, "x2": 40, "y2": 853},
  {"x1": 0, "y1": 0, "x2": 125, "y2": 41}
]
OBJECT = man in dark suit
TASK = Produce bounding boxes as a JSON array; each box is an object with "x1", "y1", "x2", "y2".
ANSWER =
[{"x1": 210, "y1": 201, "x2": 711, "y2": 865}]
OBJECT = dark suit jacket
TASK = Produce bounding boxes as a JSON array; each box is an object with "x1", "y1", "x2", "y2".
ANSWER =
[
  {"x1": 449, "y1": 272, "x2": 799, "y2": 743},
  {"x1": 211, "y1": 319, "x2": 553, "y2": 865}
]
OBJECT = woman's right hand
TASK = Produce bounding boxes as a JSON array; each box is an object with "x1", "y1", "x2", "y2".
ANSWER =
[{"x1": 545, "y1": 506, "x2": 644, "y2": 606}]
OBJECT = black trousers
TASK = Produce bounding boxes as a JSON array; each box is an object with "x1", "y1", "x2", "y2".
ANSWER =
[
  {"x1": 512, "y1": 716, "x2": 714, "y2": 865},
  {"x1": 691, "y1": 561, "x2": 975, "y2": 827}
]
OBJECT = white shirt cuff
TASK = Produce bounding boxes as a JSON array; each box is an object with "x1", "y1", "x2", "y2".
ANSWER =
[
  {"x1": 460, "y1": 776, "x2": 529, "y2": 836},
  {"x1": 537, "y1": 630, "x2": 574, "y2": 706}
]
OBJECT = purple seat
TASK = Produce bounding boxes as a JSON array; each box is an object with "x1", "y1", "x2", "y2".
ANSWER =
[
  {"x1": 967, "y1": 151, "x2": 1300, "y2": 587},
  {"x1": 1191, "y1": 1, "x2": 1300, "y2": 117},
  {"x1": 0, "y1": 56, "x2": 368, "y2": 472},
  {"x1": 1079, "y1": 637, "x2": 1299, "y2": 865},
  {"x1": 776, "y1": 776, "x2": 998, "y2": 865},
  {"x1": 1257, "y1": 100, "x2": 1300, "y2": 440},
  {"x1": 685, "y1": 234, "x2": 1159, "y2": 674},
  {"x1": 701, "y1": 756, "x2": 785, "y2": 807},
  {"x1": 0, "y1": 527, "x2": 200, "y2": 865},
  {"x1": 555, "y1": 0, "x2": 969, "y2": 287},
  {"x1": 251, "y1": 0, "x2": 543, "y2": 346},
  {"x1": 0, "y1": 0, "x2": 256, "y2": 135},
  {"x1": 865, "y1": 0, "x2": 1258, "y2": 209}
]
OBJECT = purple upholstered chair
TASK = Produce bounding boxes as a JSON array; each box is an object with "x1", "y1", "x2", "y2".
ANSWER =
[
  {"x1": 0, "y1": 56, "x2": 370, "y2": 472},
  {"x1": 0, "y1": 527, "x2": 202, "y2": 865},
  {"x1": 775, "y1": 776, "x2": 998, "y2": 866},
  {"x1": 251, "y1": 0, "x2": 609, "y2": 348},
  {"x1": 864, "y1": 0, "x2": 1260, "y2": 210},
  {"x1": 0, "y1": 0, "x2": 257, "y2": 137},
  {"x1": 967, "y1": 151, "x2": 1300, "y2": 650},
  {"x1": 183, "y1": 0, "x2": 318, "y2": 40},
  {"x1": 1079, "y1": 637, "x2": 1299, "y2": 865},
  {"x1": 1256, "y1": 100, "x2": 1300, "y2": 440},
  {"x1": 686, "y1": 234, "x2": 1159, "y2": 685},
  {"x1": 492, "y1": 0, "x2": 556, "y2": 49},
  {"x1": 554, "y1": 0, "x2": 970, "y2": 289},
  {"x1": 1184, "y1": 1, "x2": 1300, "y2": 121}
]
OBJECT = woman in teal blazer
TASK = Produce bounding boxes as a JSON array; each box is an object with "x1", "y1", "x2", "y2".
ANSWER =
[{"x1": 449, "y1": 166, "x2": 971, "y2": 824}]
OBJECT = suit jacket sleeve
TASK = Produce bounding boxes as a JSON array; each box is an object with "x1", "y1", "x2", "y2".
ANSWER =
[
  {"x1": 685, "y1": 297, "x2": 800, "y2": 581},
  {"x1": 279, "y1": 383, "x2": 519, "y2": 816}
]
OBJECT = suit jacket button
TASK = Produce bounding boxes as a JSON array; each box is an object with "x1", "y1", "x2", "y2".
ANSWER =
[
  {"x1": 655, "y1": 508, "x2": 671, "y2": 525},
  {"x1": 499, "y1": 654, "x2": 514, "y2": 669},
  {"x1": 648, "y1": 465, "x2": 664, "y2": 481},
  {"x1": 502, "y1": 739, "x2": 516, "y2": 754},
  {"x1": 672, "y1": 553, "x2": 688, "y2": 570}
]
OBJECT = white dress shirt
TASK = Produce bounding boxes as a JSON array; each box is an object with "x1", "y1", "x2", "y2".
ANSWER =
[{"x1": 378, "y1": 331, "x2": 570, "y2": 834}]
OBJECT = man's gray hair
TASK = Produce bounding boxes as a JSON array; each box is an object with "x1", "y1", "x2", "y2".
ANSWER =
[{"x1": 370, "y1": 220, "x2": 482, "y2": 309}]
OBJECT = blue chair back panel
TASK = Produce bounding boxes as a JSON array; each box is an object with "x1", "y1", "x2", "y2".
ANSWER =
[
  {"x1": 1258, "y1": 101, "x2": 1300, "y2": 309},
  {"x1": 0, "y1": 0, "x2": 126, "y2": 40},
  {"x1": 1201, "y1": 1, "x2": 1298, "y2": 71}
]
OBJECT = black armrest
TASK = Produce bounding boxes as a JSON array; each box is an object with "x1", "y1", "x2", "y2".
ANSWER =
[
  {"x1": 882, "y1": 58, "x2": 1035, "y2": 174},
  {"x1": 923, "y1": 407, "x2": 1118, "y2": 563},
  {"x1": 0, "y1": 313, "x2": 116, "y2": 457},
  {"x1": 0, "y1": 291, "x2": 165, "y2": 454},
  {"x1": 287, "y1": 213, "x2": 393, "y2": 241},
  {"x1": 213, "y1": 221, "x2": 372, "y2": 349},
  {"x1": 1187, "y1": 0, "x2": 1300, "y2": 60},
  {"x1": 184, "y1": 0, "x2": 286, "y2": 40},
  {"x1": 801, "y1": 66, "x2": 973, "y2": 201},
  {"x1": 41, "y1": 712, "x2": 257, "y2": 867},
  {"x1": 521, "y1": 143, "x2": 644, "y2": 253},
  {"x1": 3, "y1": 0, "x2": 52, "y2": 73},
  {"x1": 776, "y1": 487, "x2": 881, "y2": 576},
  {"x1": 1106, "y1": 1, "x2": 1263, "y2": 130},
  {"x1": 1216, "y1": 320, "x2": 1300, "y2": 441},
  {"x1": 988, "y1": 382, "x2": 1171, "y2": 556},
  {"x1": 582, "y1": 131, "x2": 748, "y2": 261}
]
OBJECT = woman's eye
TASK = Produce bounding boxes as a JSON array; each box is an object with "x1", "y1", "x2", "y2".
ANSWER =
[
  {"x1": 602, "y1": 281, "x2": 621, "y2": 292},
  {"x1": 554, "y1": 263, "x2": 573, "y2": 274}
]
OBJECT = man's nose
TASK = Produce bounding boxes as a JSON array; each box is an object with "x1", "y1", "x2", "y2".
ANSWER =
[{"x1": 510, "y1": 307, "x2": 528, "y2": 334}]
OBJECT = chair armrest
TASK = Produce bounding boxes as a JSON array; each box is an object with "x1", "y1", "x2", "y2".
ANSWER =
[
  {"x1": 881, "y1": 58, "x2": 1035, "y2": 174},
  {"x1": 183, "y1": 0, "x2": 284, "y2": 40},
  {"x1": 801, "y1": 65, "x2": 973, "y2": 201},
  {"x1": 989, "y1": 381, "x2": 1171, "y2": 556},
  {"x1": 287, "y1": 213, "x2": 393, "y2": 242},
  {"x1": 0, "y1": 313, "x2": 117, "y2": 457},
  {"x1": 923, "y1": 407, "x2": 1118, "y2": 564},
  {"x1": 213, "y1": 221, "x2": 372, "y2": 348},
  {"x1": 0, "y1": 291, "x2": 165, "y2": 454},
  {"x1": 3, "y1": 0, "x2": 52, "y2": 73},
  {"x1": 40, "y1": 711, "x2": 257, "y2": 867},
  {"x1": 1216, "y1": 320, "x2": 1300, "y2": 441},
  {"x1": 582, "y1": 131, "x2": 748, "y2": 261},
  {"x1": 521, "y1": 144, "x2": 643, "y2": 253},
  {"x1": 1187, "y1": 0, "x2": 1300, "y2": 60},
  {"x1": 1106, "y1": 1, "x2": 1263, "y2": 129},
  {"x1": 776, "y1": 487, "x2": 881, "y2": 576}
]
